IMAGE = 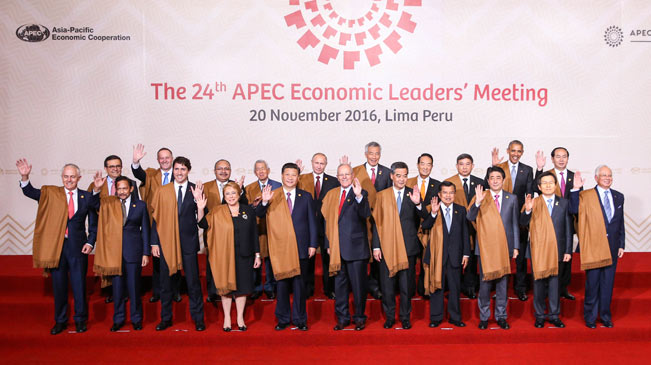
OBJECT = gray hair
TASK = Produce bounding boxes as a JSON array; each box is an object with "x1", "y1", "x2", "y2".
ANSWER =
[
  {"x1": 254, "y1": 159, "x2": 269, "y2": 170},
  {"x1": 337, "y1": 163, "x2": 353, "y2": 175},
  {"x1": 365, "y1": 141, "x2": 381, "y2": 153},
  {"x1": 62, "y1": 163, "x2": 81, "y2": 176},
  {"x1": 594, "y1": 164, "x2": 611, "y2": 176}
]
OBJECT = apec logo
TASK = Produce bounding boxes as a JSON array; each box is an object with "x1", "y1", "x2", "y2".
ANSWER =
[{"x1": 16, "y1": 24, "x2": 50, "y2": 42}]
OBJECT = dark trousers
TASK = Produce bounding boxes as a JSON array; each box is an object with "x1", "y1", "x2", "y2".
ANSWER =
[
  {"x1": 151, "y1": 256, "x2": 180, "y2": 297},
  {"x1": 584, "y1": 257, "x2": 618, "y2": 324},
  {"x1": 430, "y1": 262, "x2": 462, "y2": 322},
  {"x1": 558, "y1": 257, "x2": 572, "y2": 294},
  {"x1": 379, "y1": 255, "x2": 416, "y2": 322},
  {"x1": 335, "y1": 259, "x2": 368, "y2": 323},
  {"x1": 275, "y1": 258, "x2": 308, "y2": 325},
  {"x1": 51, "y1": 239, "x2": 88, "y2": 324},
  {"x1": 160, "y1": 250, "x2": 204, "y2": 323},
  {"x1": 462, "y1": 253, "x2": 479, "y2": 293},
  {"x1": 533, "y1": 274, "x2": 560, "y2": 320},
  {"x1": 206, "y1": 253, "x2": 216, "y2": 297},
  {"x1": 112, "y1": 260, "x2": 143, "y2": 324},
  {"x1": 514, "y1": 229, "x2": 529, "y2": 294},
  {"x1": 478, "y1": 257, "x2": 508, "y2": 321},
  {"x1": 367, "y1": 260, "x2": 381, "y2": 294},
  {"x1": 307, "y1": 236, "x2": 334, "y2": 296},
  {"x1": 253, "y1": 257, "x2": 276, "y2": 293}
]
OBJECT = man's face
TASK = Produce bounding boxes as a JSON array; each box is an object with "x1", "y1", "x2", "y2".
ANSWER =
[
  {"x1": 595, "y1": 166, "x2": 613, "y2": 189},
  {"x1": 61, "y1": 166, "x2": 80, "y2": 191},
  {"x1": 104, "y1": 158, "x2": 122, "y2": 179},
  {"x1": 390, "y1": 168, "x2": 408, "y2": 190},
  {"x1": 337, "y1": 165, "x2": 353, "y2": 188},
  {"x1": 552, "y1": 149, "x2": 569, "y2": 170},
  {"x1": 507, "y1": 143, "x2": 523, "y2": 164},
  {"x1": 223, "y1": 186, "x2": 239, "y2": 206},
  {"x1": 488, "y1": 171, "x2": 504, "y2": 192},
  {"x1": 417, "y1": 156, "x2": 432, "y2": 178},
  {"x1": 282, "y1": 168, "x2": 298, "y2": 189},
  {"x1": 456, "y1": 158, "x2": 474, "y2": 177},
  {"x1": 116, "y1": 180, "x2": 133, "y2": 200},
  {"x1": 365, "y1": 146, "x2": 381, "y2": 166},
  {"x1": 158, "y1": 150, "x2": 173, "y2": 171},
  {"x1": 538, "y1": 175, "x2": 556, "y2": 197},
  {"x1": 214, "y1": 161, "x2": 231, "y2": 182},
  {"x1": 311, "y1": 154, "x2": 327, "y2": 175},
  {"x1": 254, "y1": 162, "x2": 269, "y2": 181},
  {"x1": 438, "y1": 185, "x2": 455, "y2": 206},
  {"x1": 173, "y1": 163, "x2": 189, "y2": 184}
]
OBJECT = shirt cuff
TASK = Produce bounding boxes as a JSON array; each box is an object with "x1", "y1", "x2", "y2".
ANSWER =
[
  {"x1": 131, "y1": 162, "x2": 140, "y2": 169},
  {"x1": 431, "y1": 211, "x2": 438, "y2": 218},
  {"x1": 355, "y1": 195, "x2": 363, "y2": 203},
  {"x1": 19, "y1": 180, "x2": 29, "y2": 188},
  {"x1": 373, "y1": 248, "x2": 381, "y2": 251}
]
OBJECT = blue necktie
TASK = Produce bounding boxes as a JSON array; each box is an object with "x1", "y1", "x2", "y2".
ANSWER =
[
  {"x1": 547, "y1": 198, "x2": 553, "y2": 216},
  {"x1": 603, "y1": 190, "x2": 613, "y2": 223},
  {"x1": 445, "y1": 207, "x2": 452, "y2": 232},
  {"x1": 397, "y1": 191, "x2": 402, "y2": 214},
  {"x1": 163, "y1": 172, "x2": 170, "y2": 185},
  {"x1": 510, "y1": 165, "x2": 517, "y2": 188},
  {"x1": 177, "y1": 185, "x2": 183, "y2": 214}
]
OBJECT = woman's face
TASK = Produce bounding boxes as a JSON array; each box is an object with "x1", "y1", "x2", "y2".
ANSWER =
[{"x1": 224, "y1": 186, "x2": 239, "y2": 207}]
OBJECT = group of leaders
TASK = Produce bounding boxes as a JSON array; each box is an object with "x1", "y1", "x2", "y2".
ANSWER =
[{"x1": 16, "y1": 139, "x2": 626, "y2": 334}]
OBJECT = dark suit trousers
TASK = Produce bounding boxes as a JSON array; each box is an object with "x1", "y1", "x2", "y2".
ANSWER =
[
  {"x1": 159, "y1": 250, "x2": 204, "y2": 323},
  {"x1": 335, "y1": 259, "x2": 368, "y2": 323},
  {"x1": 51, "y1": 239, "x2": 88, "y2": 323},
  {"x1": 584, "y1": 257, "x2": 618, "y2": 324},
  {"x1": 514, "y1": 229, "x2": 530, "y2": 293},
  {"x1": 151, "y1": 256, "x2": 180, "y2": 297},
  {"x1": 478, "y1": 258, "x2": 508, "y2": 321},
  {"x1": 253, "y1": 257, "x2": 277, "y2": 293},
  {"x1": 462, "y1": 254, "x2": 479, "y2": 292},
  {"x1": 112, "y1": 259, "x2": 143, "y2": 324},
  {"x1": 558, "y1": 258, "x2": 572, "y2": 294},
  {"x1": 430, "y1": 261, "x2": 462, "y2": 322},
  {"x1": 307, "y1": 235, "x2": 334, "y2": 296},
  {"x1": 533, "y1": 274, "x2": 560, "y2": 320},
  {"x1": 206, "y1": 251, "x2": 216, "y2": 296},
  {"x1": 379, "y1": 255, "x2": 416, "y2": 321},
  {"x1": 275, "y1": 258, "x2": 309, "y2": 325}
]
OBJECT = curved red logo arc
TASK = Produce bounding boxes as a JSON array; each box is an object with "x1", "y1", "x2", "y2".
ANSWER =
[{"x1": 285, "y1": 0, "x2": 422, "y2": 70}]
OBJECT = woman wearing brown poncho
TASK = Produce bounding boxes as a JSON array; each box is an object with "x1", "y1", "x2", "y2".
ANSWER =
[{"x1": 195, "y1": 182, "x2": 261, "y2": 332}]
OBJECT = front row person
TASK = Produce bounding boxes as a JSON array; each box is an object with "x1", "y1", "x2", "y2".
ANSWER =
[
  {"x1": 422, "y1": 181, "x2": 470, "y2": 328},
  {"x1": 91, "y1": 174, "x2": 150, "y2": 331},
  {"x1": 467, "y1": 166, "x2": 520, "y2": 330},
  {"x1": 520, "y1": 171, "x2": 571, "y2": 328},
  {"x1": 195, "y1": 181, "x2": 261, "y2": 331}
]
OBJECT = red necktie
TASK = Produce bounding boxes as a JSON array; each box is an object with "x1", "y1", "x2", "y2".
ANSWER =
[
  {"x1": 315, "y1": 176, "x2": 321, "y2": 199},
  {"x1": 371, "y1": 168, "x2": 376, "y2": 185},
  {"x1": 338, "y1": 189, "x2": 346, "y2": 215},
  {"x1": 494, "y1": 194, "x2": 501, "y2": 213},
  {"x1": 66, "y1": 191, "x2": 74, "y2": 236},
  {"x1": 110, "y1": 180, "x2": 116, "y2": 196}
]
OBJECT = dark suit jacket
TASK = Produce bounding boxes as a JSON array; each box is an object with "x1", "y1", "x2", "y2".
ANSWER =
[
  {"x1": 467, "y1": 190, "x2": 520, "y2": 256},
  {"x1": 151, "y1": 182, "x2": 200, "y2": 255},
  {"x1": 121, "y1": 200, "x2": 151, "y2": 263},
  {"x1": 199, "y1": 204, "x2": 260, "y2": 257},
  {"x1": 422, "y1": 203, "x2": 471, "y2": 268},
  {"x1": 415, "y1": 177, "x2": 441, "y2": 209},
  {"x1": 463, "y1": 175, "x2": 488, "y2": 205},
  {"x1": 304, "y1": 173, "x2": 340, "y2": 238},
  {"x1": 21, "y1": 183, "x2": 98, "y2": 256},
  {"x1": 534, "y1": 169, "x2": 577, "y2": 198},
  {"x1": 367, "y1": 163, "x2": 392, "y2": 192},
  {"x1": 519, "y1": 196, "x2": 572, "y2": 259},
  {"x1": 508, "y1": 162, "x2": 534, "y2": 209},
  {"x1": 570, "y1": 187, "x2": 625, "y2": 258},
  {"x1": 324, "y1": 189, "x2": 372, "y2": 261},
  {"x1": 372, "y1": 187, "x2": 429, "y2": 257}
]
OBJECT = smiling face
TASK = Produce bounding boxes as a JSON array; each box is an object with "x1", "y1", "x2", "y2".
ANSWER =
[
  {"x1": 254, "y1": 162, "x2": 269, "y2": 181},
  {"x1": 214, "y1": 160, "x2": 231, "y2": 183},
  {"x1": 417, "y1": 155, "x2": 432, "y2": 178},
  {"x1": 173, "y1": 162, "x2": 189, "y2": 184},
  {"x1": 158, "y1": 149, "x2": 173, "y2": 171},
  {"x1": 438, "y1": 185, "x2": 456, "y2": 206},
  {"x1": 282, "y1": 167, "x2": 298, "y2": 189},
  {"x1": 223, "y1": 185, "x2": 239, "y2": 207},
  {"x1": 116, "y1": 179, "x2": 133, "y2": 200},
  {"x1": 104, "y1": 158, "x2": 122, "y2": 179},
  {"x1": 61, "y1": 165, "x2": 81, "y2": 191},
  {"x1": 365, "y1": 146, "x2": 381, "y2": 166},
  {"x1": 488, "y1": 171, "x2": 504, "y2": 192},
  {"x1": 507, "y1": 142, "x2": 523, "y2": 164},
  {"x1": 595, "y1": 166, "x2": 613, "y2": 189},
  {"x1": 311, "y1": 154, "x2": 327, "y2": 175},
  {"x1": 391, "y1": 168, "x2": 408, "y2": 190},
  {"x1": 337, "y1": 164, "x2": 353, "y2": 188},
  {"x1": 552, "y1": 148, "x2": 569, "y2": 170}
]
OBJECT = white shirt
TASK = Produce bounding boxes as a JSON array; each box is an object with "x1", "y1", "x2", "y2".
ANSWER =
[
  {"x1": 417, "y1": 176, "x2": 430, "y2": 192},
  {"x1": 555, "y1": 168, "x2": 567, "y2": 186},
  {"x1": 527, "y1": 195, "x2": 555, "y2": 214},
  {"x1": 121, "y1": 196, "x2": 131, "y2": 217},
  {"x1": 596, "y1": 186, "x2": 612, "y2": 205},
  {"x1": 340, "y1": 186, "x2": 364, "y2": 203},
  {"x1": 313, "y1": 172, "x2": 324, "y2": 186},
  {"x1": 106, "y1": 176, "x2": 115, "y2": 194},
  {"x1": 393, "y1": 186, "x2": 405, "y2": 202},
  {"x1": 131, "y1": 162, "x2": 171, "y2": 185},
  {"x1": 478, "y1": 189, "x2": 503, "y2": 209},
  {"x1": 258, "y1": 179, "x2": 269, "y2": 190},
  {"x1": 217, "y1": 180, "x2": 228, "y2": 199},
  {"x1": 365, "y1": 163, "x2": 378, "y2": 181},
  {"x1": 283, "y1": 187, "x2": 296, "y2": 207},
  {"x1": 174, "y1": 181, "x2": 188, "y2": 203}
]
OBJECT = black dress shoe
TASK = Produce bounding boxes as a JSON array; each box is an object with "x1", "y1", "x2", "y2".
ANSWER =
[
  {"x1": 333, "y1": 321, "x2": 349, "y2": 331},
  {"x1": 534, "y1": 319, "x2": 545, "y2": 328},
  {"x1": 383, "y1": 319, "x2": 395, "y2": 329},
  {"x1": 478, "y1": 320, "x2": 488, "y2": 330},
  {"x1": 449, "y1": 319, "x2": 466, "y2": 327},
  {"x1": 296, "y1": 323, "x2": 308, "y2": 331},
  {"x1": 370, "y1": 290, "x2": 382, "y2": 300},
  {"x1": 132, "y1": 322, "x2": 143, "y2": 331},
  {"x1": 549, "y1": 319, "x2": 565, "y2": 328},
  {"x1": 560, "y1": 291, "x2": 576, "y2": 300},
  {"x1": 463, "y1": 289, "x2": 477, "y2": 299},
  {"x1": 401, "y1": 320, "x2": 412, "y2": 330},
  {"x1": 223, "y1": 326, "x2": 231, "y2": 332},
  {"x1": 422, "y1": 294, "x2": 430, "y2": 300},
  {"x1": 265, "y1": 291, "x2": 276, "y2": 300},
  {"x1": 517, "y1": 292, "x2": 528, "y2": 301},
  {"x1": 497, "y1": 319, "x2": 510, "y2": 329},
  {"x1": 306, "y1": 289, "x2": 314, "y2": 299},
  {"x1": 238, "y1": 325, "x2": 247, "y2": 331},
  {"x1": 429, "y1": 320, "x2": 441, "y2": 328},
  {"x1": 149, "y1": 295, "x2": 160, "y2": 303},
  {"x1": 173, "y1": 293, "x2": 182, "y2": 303},
  {"x1": 275, "y1": 322, "x2": 289, "y2": 331},
  {"x1": 586, "y1": 322, "x2": 596, "y2": 329},
  {"x1": 110, "y1": 322, "x2": 124, "y2": 332},
  {"x1": 105, "y1": 295, "x2": 113, "y2": 304},
  {"x1": 354, "y1": 321, "x2": 365, "y2": 331},
  {"x1": 195, "y1": 321, "x2": 206, "y2": 331},
  {"x1": 50, "y1": 322, "x2": 67, "y2": 335},
  {"x1": 206, "y1": 294, "x2": 219, "y2": 303},
  {"x1": 75, "y1": 321, "x2": 87, "y2": 333},
  {"x1": 250, "y1": 291, "x2": 261, "y2": 300},
  {"x1": 601, "y1": 320, "x2": 613, "y2": 328},
  {"x1": 156, "y1": 320, "x2": 172, "y2": 331},
  {"x1": 326, "y1": 292, "x2": 336, "y2": 300}
]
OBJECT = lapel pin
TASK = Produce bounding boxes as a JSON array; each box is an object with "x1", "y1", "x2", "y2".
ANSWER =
[
  {"x1": 471, "y1": 182, "x2": 475, "y2": 185},
  {"x1": 505, "y1": 196, "x2": 509, "y2": 199},
  {"x1": 555, "y1": 202, "x2": 559, "y2": 206},
  {"x1": 347, "y1": 199, "x2": 350, "y2": 202},
  {"x1": 298, "y1": 193, "x2": 301, "y2": 197},
  {"x1": 324, "y1": 177, "x2": 328, "y2": 180},
  {"x1": 454, "y1": 210, "x2": 458, "y2": 214},
  {"x1": 80, "y1": 195, "x2": 84, "y2": 199},
  {"x1": 379, "y1": 171, "x2": 382, "y2": 175},
  {"x1": 132, "y1": 204, "x2": 136, "y2": 208},
  {"x1": 568, "y1": 178, "x2": 572, "y2": 181},
  {"x1": 242, "y1": 212, "x2": 248, "y2": 220}
]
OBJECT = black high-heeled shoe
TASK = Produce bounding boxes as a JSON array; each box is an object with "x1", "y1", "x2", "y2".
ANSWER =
[
  {"x1": 238, "y1": 325, "x2": 247, "y2": 331},
  {"x1": 223, "y1": 326, "x2": 232, "y2": 332}
]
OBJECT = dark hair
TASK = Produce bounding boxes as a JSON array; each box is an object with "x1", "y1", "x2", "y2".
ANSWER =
[
  {"x1": 508, "y1": 140, "x2": 524, "y2": 149},
  {"x1": 173, "y1": 156, "x2": 192, "y2": 171},
  {"x1": 485, "y1": 166, "x2": 505, "y2": 180},
  {"x1": 456, "y1": 153, "x2": 474, "y2": 164},
  {"x1": 103, "y1": 155, "x2": 122, "y2": 167},
  {"x1": 439, "y1": 180, "x2": 456, "y2": 191},
  {"x1": 157, "y1": 147, "x2": 173, "y2": 156},
  {"x1": 536, "y1": 170, "x2": 558, "y2": 186},
  {"x1": 281, "y1": 162, "x2": 300, "y2": 174},
  {"x1": 551, "y1": 147, "x2": 569, "y2": 158},
  {"x1": 417, "y1": 153, "x2": 433, "y2": 165},
  {"x1": 214, "y1": 159, "x2": 231, "y2": 170},
  {"x1": 390, "y1": 161, "x2": 409, "y2": 174},
  {"x1": 115, "y1": 176, "x2": 133, "y2": 188}
]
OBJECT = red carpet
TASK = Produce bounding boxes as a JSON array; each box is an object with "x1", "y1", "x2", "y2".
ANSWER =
[{"x1": 2, "y1": 253, "x2": 651, "y2": 363}]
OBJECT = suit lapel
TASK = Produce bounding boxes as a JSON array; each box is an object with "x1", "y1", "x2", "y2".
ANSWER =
[{"x1": 338, "y1": 189, "x2": 354, "y2": 221}]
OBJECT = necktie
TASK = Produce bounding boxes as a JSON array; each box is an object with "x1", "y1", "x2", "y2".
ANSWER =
[
  {"x1": 286, "y1": 192, "x2": 293, "y2": 214},
  {"x1": 177, "y1": 185, "x2": 183, "y2": 214},
  {"x1": 163, "y1": 172, "x2": 170, "y2": 185},
  {"x1": 110, "y1": 180, "x2": 116, "y2": 196},
  {"x1": 547, "y1": 198, "x2": 553, "y2": 216},
  {"x1": 510, "y1": 165, "x2": 517, "y2": 188},
  {"x1": 420, "y1": 179, "x2": 426, "y2": 201},
  {"x1": 371, "y1": 168, "x2": 376, "y2": 185},
  {"x1": 66, "y1": 191, "x2": 74, "y2": 236},
  {"x1": 219, "y1": 183, "x2": 224, "y2": 199},
  {"x1": 494, "y1": 194, "x2": 501, "y2": 212},
  {"x1": 559, "y1": 172, "x2": 566, "y2": 197},
  {"x1": 261, "y1": 183, "x2": 266, "y2": 190},
  {"x1": 397, "y1": 191, "x2": 402, "y2": 214},
  {"x1": 338, "y1": 189, "x2": 346, "y2": 215},
  {"x1": 315, "y1": 176, "x2": 321, "y2": 199},
  {"x1": 445, "y1": 207, "x2": 452, "y2": 232},
  {"x1": 603, "y1": 190, "x2": 612, "y2": 222},
  {"x1": 121, "y1": 199, "x2": 127, "y2": 226},
  {"x1": 463, "y1": 178, "x2": 469, "y2": 201}
]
